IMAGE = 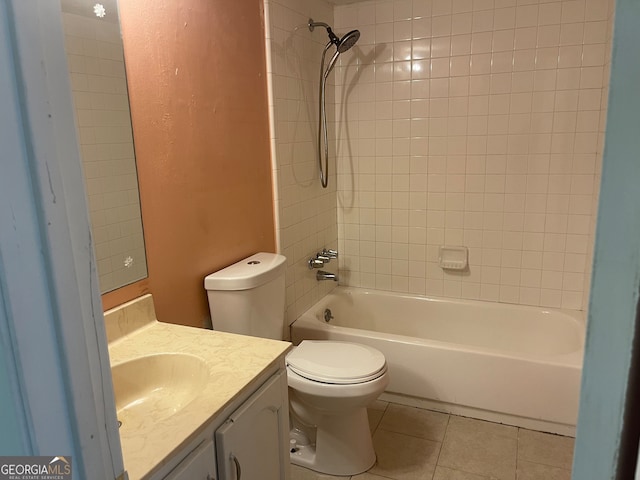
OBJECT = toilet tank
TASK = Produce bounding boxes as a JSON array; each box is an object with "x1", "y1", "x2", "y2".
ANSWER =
[{"x1": 204, "y1": 252, "x2": 286, "y2": 340}]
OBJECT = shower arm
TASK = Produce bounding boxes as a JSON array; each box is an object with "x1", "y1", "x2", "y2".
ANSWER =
[
  {"x1": 309, "y1": 19, "x2": 340, "y2": 46},
  {"x1": 309, "y1": 20, "x2": 331, "y2": 30}
]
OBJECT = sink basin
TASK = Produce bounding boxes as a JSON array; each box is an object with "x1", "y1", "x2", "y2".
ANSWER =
[{"x1": 112, "y1": 353, "x2": 209, "y2": 429}]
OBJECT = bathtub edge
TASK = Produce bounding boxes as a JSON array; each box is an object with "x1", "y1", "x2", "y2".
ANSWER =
[{"x1": 378, "y1": 391, "x2": 577, "y2": 437}]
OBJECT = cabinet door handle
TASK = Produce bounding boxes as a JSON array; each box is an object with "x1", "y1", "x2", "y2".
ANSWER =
[{"x1": 231, "y1": 454, "x2": 241, "y2": 480}]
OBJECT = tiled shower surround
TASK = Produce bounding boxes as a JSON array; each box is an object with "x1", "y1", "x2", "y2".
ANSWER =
[
  {"x1": 265, "y1": 0, "x2": 339, "y2": 326},
  {"x1": 333, "y1": 0, "x2": 613, "y2": 309},
  {"x1": 265, "y1": 0, "x2": 614, "y2": 317}
]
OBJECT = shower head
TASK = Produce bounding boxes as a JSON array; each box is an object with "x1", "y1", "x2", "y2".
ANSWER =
[
  {"x1": 336, "y1": 30, "x2": 360, "y2": 53},
  {"x1": 323, "y1": 30, "x2": 360, "y2": 79}
]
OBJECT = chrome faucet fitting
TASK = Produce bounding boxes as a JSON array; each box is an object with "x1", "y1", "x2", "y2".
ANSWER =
[
  {"x1": 308, "y1": 249, "x2": 338, "y2": 269},
  {"x1": 322, "y1": 248, "x2": 338, "y2": 259},
  {"x1": 308, "y1": 258, "x2": 325, "y2": 269},
  {"x1": 316, "y1": 270, "x2": 338, "y2": 282}
]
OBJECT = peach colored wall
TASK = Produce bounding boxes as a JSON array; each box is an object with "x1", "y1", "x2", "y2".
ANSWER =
[{"x1": 117, "y1": 0, "x2": 275, "y2": 328}]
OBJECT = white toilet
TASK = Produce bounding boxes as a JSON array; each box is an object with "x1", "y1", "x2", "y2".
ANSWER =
[{"x1": 205, "y1": 252, "x2": 389, "y2": 476}]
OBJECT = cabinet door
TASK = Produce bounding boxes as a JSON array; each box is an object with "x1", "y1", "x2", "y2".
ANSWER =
[
  {"x1": 164, "y1": 439, "x2": 216, "y2": 480},
  {"x1": 216, "y1": 370, "x2": 289, "y2": 480}
]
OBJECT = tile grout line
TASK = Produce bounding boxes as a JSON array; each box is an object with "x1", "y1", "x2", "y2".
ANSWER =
[
  {"x1": 433, "y1": 411, "x2": 452, "y2": 469},
  {"x1": 375, "y1": 425, "x2": 446, "y2": 444},
  {"x1": 515, "y1": 426, "x2": 521, "y2": 480},
  {"x1": 347, "y1": 400, "x2": 576, "y2": 480}
]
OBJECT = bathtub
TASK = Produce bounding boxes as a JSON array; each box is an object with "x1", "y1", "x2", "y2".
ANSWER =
[{"x1": 290, "y1": 287, "x2": 585, "y2": 436}]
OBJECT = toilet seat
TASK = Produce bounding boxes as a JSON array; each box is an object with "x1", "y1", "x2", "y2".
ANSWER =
[{"x1": 287, "y1": 340, "x2": 386, "y2": 385}]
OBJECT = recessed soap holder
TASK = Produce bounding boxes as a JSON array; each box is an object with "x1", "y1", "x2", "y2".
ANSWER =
[{"x1": 438, "y1": 246, "x2": 468, "y2": 271}]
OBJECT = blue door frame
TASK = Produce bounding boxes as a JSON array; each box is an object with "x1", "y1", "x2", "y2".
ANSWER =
[{"x1": 572, "y1": 0, "x2": 640, "y2": 478}]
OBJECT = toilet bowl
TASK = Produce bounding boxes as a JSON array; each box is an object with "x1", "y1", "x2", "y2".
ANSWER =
[
  {"x1": 204, "y1": 253, "x2": 389, "y2": 476},
  {"x1": 286, "y1": 340, "x2": 389, "y2": 475}
]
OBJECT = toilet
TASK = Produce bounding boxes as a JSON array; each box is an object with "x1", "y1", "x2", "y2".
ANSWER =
[{"x1": 204, "y1": 252, "x2": 389, "y2": 476}]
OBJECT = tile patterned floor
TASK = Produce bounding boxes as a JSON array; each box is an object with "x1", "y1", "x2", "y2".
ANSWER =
[{"x1": 290, "y1": 401, "x2": 574, "y2": 480}]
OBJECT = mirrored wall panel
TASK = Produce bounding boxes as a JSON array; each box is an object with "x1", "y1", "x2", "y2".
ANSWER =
[{"x1": 60, "y1": 0, "x2": 147, "y2": 293}]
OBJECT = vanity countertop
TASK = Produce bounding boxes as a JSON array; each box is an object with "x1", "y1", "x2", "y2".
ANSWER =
[{"x1": 106, "y1": 295, "x2": 291, "y2": 480}]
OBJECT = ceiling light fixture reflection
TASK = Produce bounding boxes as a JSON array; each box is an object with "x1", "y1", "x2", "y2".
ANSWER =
[{"x1": 93, "y1": 3, "x2": 106, "y2": 18}]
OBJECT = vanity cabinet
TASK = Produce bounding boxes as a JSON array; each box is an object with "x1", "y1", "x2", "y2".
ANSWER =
[
  {"x1": 161, "y1": 368, "x2": 289, "y2": 480},
  {"x1": 216, "y1": 370, "x2": 289, "y2": 480},
  {"x1": 163, "y1": 440, "x2": 216, "y2": 480}
]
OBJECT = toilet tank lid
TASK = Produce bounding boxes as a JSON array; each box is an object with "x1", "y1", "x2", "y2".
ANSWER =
[{"x1": 204, "y1": 252, "x2": 286, "y2": 291}]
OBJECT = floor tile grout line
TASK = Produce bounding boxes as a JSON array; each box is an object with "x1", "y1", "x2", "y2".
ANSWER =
[
  {"x1": 518, "y1": 458, "x2": 575, "y2": 472},
  {"x1": 361, "y1": 400, "x2": 574, "y2": 480},
  {"x1": 376, "y1": 425, "x2": 446, "y2": 444},
  {"x1": 434, "y1": 464, "x2": 495, "y2": 480},
  {"x1": 433, "y1": 412, "x2": 452, "y2": 467},
  {"x1": 516, "y1": 424, "x2": 576, "y2": 472}
]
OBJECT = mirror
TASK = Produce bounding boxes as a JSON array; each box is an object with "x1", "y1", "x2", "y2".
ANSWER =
[{"x1": 59, "y1": 0, "x2": 147, "y2": 293}]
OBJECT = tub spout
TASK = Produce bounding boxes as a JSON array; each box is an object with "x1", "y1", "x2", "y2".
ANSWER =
[{"x1": 316, "y1": 270, "x2": 338, "y2": 282}]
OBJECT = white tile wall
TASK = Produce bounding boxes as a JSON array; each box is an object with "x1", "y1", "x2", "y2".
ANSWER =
[
  {"x1": 264, "y1": 0, "x2": 339, "y2": 327},
  {"x1": 333, "y1": 0, "x2": 614, "y2": 310},
  {"x1": 62, "y1": 9, "x2": 147, "y2": 293}
]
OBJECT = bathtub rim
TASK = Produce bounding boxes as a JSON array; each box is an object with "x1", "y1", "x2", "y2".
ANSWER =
[{"x1": 293, "y1": 286, "x2": 586, "y2": 368}]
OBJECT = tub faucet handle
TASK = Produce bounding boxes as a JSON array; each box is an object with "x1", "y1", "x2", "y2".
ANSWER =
[
  {"x1": 308, "y1": 258, "x2": 325, "y2": 269},
  {"x1": 322, "y1": 248, "x2": 338, "y2": 259}
]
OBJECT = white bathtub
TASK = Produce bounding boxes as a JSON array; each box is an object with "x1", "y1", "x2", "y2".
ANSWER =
[{"x1": 290, "y1": 287, "x2": 585, "y2": 436}]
